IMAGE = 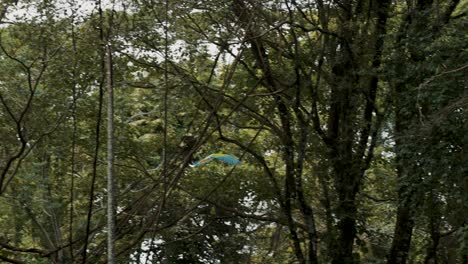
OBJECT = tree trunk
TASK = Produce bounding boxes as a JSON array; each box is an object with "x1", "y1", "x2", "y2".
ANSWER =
[
  {"x1": 329, "y1": 1, "x2": 391, "y2": 262},
  {"x1": 331, "y1": 166, "x2": 360, "y2": 264},
  {"x1": 388, "y1": 1, "x2": 436, "y2": 262},
  {"x1": 106, "y1": 42, "x2": 116, "y2": 264},
  {"x1": 328, "y1": 42, "x2": 360, "y2": 264},
  {"x1": 388, "y1": 88, "x2": 417, "y2": 264},
  {"x1": 388, "y1": 200, "x2": 415, "y2": 264}
]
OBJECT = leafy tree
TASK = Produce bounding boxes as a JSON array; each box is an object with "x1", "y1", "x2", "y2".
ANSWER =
[
  {"x1": 387, "y1": 1, "x2": 467, "y2": 263},
  {"x1": 0, "y1": 0, "x2": 466, "y2": 263}
]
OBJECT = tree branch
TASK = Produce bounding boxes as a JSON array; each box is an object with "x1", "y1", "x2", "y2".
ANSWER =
[
  {"x1": 0, "y1": 254, "x2": 25, "y2": 264},
  {"x1": 0, "y1": 238, "x2": 45, "y2": 256}
]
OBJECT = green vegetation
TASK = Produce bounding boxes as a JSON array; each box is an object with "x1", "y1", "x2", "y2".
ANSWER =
[{"x1": 0, "y1": 0, "x2": 466, "y2": 263}]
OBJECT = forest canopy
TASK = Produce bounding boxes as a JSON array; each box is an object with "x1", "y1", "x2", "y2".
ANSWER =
[{"x1": 0, "y1": 0, "x2": 466, "y2": 263}]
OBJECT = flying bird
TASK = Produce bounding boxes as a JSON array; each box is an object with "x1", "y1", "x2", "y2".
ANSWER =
[{"x1": 189, "y1": 153, "x2": 241, "y2": 167}]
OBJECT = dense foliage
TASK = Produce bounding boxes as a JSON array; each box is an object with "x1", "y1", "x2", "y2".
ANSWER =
[{"x1": 0, "y1": 0, "x2": 466, "y2": 263}]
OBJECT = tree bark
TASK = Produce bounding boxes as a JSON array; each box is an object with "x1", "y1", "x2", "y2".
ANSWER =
[
  {"x1": 328, "y1": 18, "x2": 360, "y2": 264},
  {"x1": 388, "y1": 1, "x2": 438, "y2": 263},
  {"x1": 329, "y1": 0, "x2": 391, "y2": 262},
  {"x1": 388, "y1": 198, "x2": 415, "y2": 264},
  {"x1": 387, "y1": 75, "x2": 417, "y2": 264},
  {"x1": 106, "y1": 40, "x2": 116, "y2": 264}
]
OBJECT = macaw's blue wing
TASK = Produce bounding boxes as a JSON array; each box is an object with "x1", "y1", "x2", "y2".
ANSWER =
[
  {"x1": 190, "y1": 153, "x2": 241, "y2": 168},
  {"x1": 210, "y1": 153, "x2": 241, "y2": 165}
]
